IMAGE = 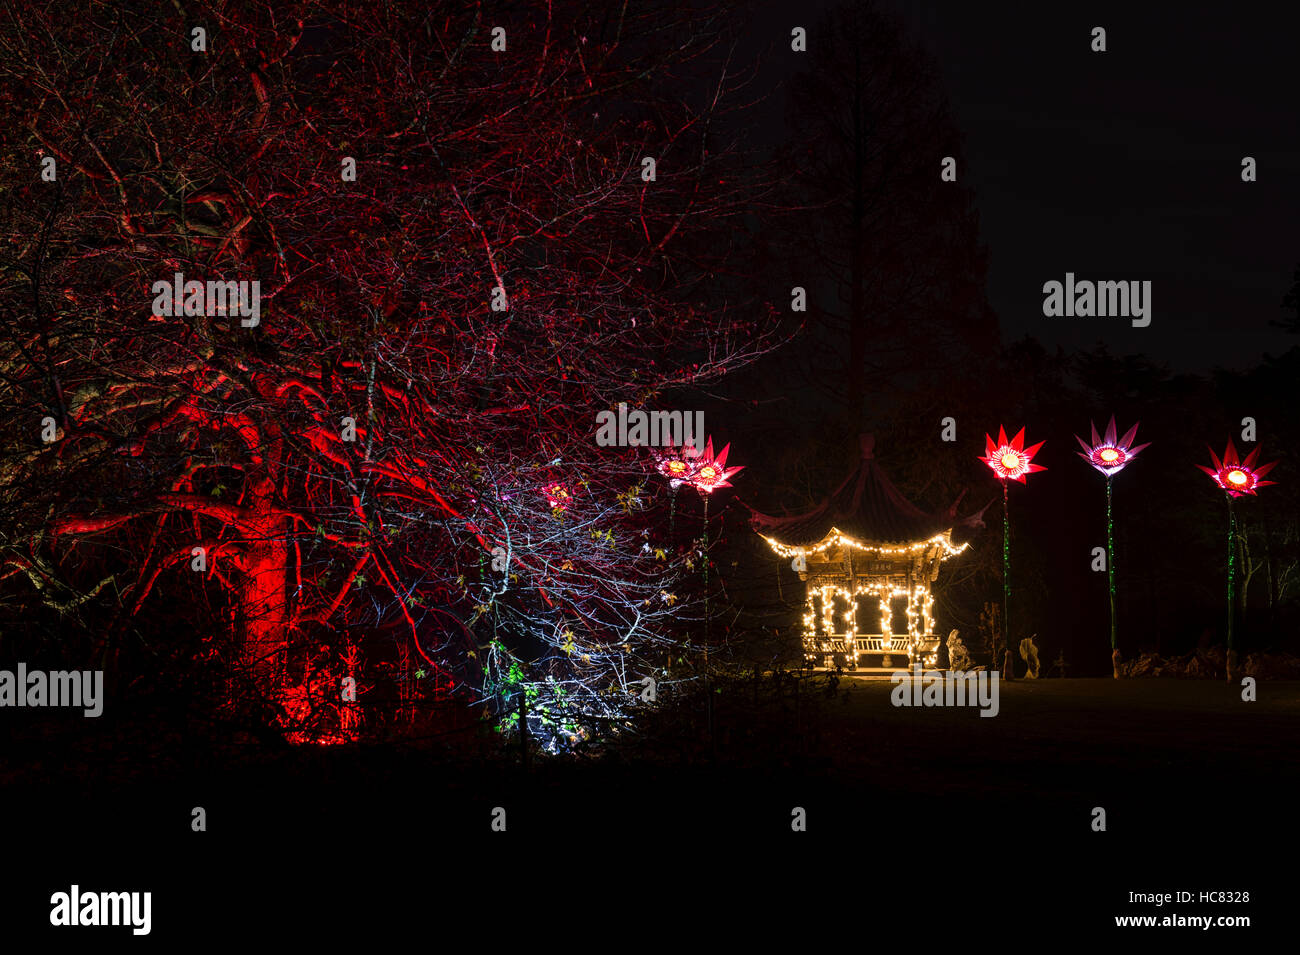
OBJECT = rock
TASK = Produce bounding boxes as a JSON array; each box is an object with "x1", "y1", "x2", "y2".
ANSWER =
[
  {"x1": 1125, "y1": 652, "x2": 1164, "y2": 678},
  {"x1": 1242, "y1": 652, "x2": 1300, "y2": 680},
  {"x1": 1120, "y1": 646, "x2": 1300, "y2": 679}
]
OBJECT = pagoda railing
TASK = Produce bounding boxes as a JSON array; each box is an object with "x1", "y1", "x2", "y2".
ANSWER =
[{"x1": 804, "y1": 632, "x2": 941, "y2": 669}]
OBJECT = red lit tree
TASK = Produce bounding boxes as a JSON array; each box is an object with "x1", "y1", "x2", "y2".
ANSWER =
[{"x1": 0, "y1": 0, "x2": 777, "y2": 742}]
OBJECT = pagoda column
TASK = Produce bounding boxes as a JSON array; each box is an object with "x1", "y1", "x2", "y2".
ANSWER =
[
  {"x1": 802, "y1": 588, "x2": 819, "y2": 667},
  {"x1": 905, "y1": 578, "x2": 919, "y2": 667}
]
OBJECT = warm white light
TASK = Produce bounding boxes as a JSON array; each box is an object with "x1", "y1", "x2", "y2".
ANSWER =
[
  {"x1": 763, "y1": 529, "x2": 968, "y2": 561},
  {"x1": 781, "y1": 528, "x2": 968, "y2": 668},
  {"x1": 802, "y1": 580, "x2": 942, "y2": 667}
]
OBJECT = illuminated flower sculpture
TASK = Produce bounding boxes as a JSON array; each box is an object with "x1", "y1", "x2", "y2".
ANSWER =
[
  {"x1": 652, "y1": 441, "x2": 701, "y2": 489},
  {"x1": 980, "y1": 426, "x2": 1046, "y2": 483},
  {"x1": 1075, "y1": 417, "x2": 1150, "y2": 677},
  {"x1": 652, "y1": 437, "x2": 743, "y2": 494},
  {"x1": 687, "y1": 438, "x2": 743, "y2": 495},
  {"x1": 980, "y1": 426, "x2": 1045, "y2": 677},
  {"x1": 1198, "y1": 440, "x2": 1278, "y2": 680},
  {"x1": 1076, "y1": 417, "x2": 1149, "y2": 476},
  {"x1": 650, "y1": 436, "x2": 743, "y2": 662},
  {"x1": 651, "y1": 440, "x2": 698, "y2": 538},
  {"x1": 1197, "y1": 440, "x2": 1277, "y2": 498}
]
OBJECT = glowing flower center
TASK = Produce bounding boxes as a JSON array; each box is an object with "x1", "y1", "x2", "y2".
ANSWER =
[
  {"x1": 699, "y1": 465, "x2": 718, "y2": 481},
  {"x1": 667, "y1": 460, "x2": 687, "y2": 475},
  {"x1": 1227, "y1": 469, "x2": 1248, "y2": 486},
  {"x1": 1100, "y1": 448, "x2": 1120, "y2": 463},
  {"x1": 1000, "y1": 452, "x2": 1021, "y2": 471}
]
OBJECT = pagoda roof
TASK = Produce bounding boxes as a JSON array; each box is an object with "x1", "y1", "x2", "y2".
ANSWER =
[{"x1": 749, "y1": 434, "x2": 987, "y2": 548}]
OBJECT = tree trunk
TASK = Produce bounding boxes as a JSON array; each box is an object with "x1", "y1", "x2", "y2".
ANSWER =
[
  {"x1": 241, "y1": 526, "x2": 289, "y2": 682},
  {"x1": 240, "y1": 468, "x2": 290, "y2": 689}
]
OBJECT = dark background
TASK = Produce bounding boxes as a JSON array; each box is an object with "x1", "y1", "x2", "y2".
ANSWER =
[
  {"x1": 697, "y1": 0, "x2": 1300, "y2": 680},
  {"x1": 753, "y1": 0, "x2": 1300, "y2": 370}
]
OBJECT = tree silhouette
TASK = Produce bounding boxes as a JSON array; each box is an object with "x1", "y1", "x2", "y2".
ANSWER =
[{"x1": 0, "y1": 0, "x2": 778, "y2": 743}]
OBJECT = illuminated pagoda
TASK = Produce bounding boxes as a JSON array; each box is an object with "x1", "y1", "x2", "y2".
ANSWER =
[{"x1": 751, "y1": 435, "x2": 984, "y2": 670}]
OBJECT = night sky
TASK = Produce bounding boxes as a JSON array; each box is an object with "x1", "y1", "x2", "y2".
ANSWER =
[{"x1": 750, "y1": 0, "x2": 1300, "y2": 370}]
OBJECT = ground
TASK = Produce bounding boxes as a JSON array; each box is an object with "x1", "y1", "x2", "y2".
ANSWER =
[
  {"x1": 9, "y1": 675, "x2": 1293, "y2": 937},
  {"x1": 824, "y1": 676, "x2": 1298, "y2": 814}
]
